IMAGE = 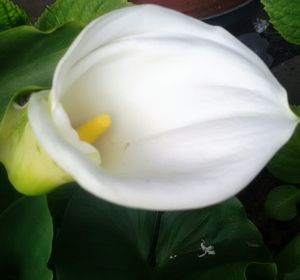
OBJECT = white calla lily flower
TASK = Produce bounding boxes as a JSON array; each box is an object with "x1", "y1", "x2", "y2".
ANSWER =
[{"x1": 26, "y1": 5, "x2": 297, "y2": 210}]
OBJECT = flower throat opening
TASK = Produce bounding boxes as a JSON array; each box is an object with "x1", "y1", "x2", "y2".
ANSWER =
[{"x1": 76, "y1": 114, "x2": 111, "y2": 143}]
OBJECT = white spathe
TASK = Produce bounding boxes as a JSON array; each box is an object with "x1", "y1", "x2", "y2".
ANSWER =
[{"x1": 28, "y1": 5, "x2": 297, "y2": 210}]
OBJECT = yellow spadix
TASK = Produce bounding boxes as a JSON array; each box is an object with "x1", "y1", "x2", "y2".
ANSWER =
[{"x1": 76, "y1": 114, "x2": 111, "y2": 143}]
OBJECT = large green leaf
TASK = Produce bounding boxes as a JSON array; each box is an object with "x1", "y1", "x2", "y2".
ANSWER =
[
  {"x1": 53, "y1": 190, "x2": 276, "y2": 280},
  {"x1": 261, "y1": 0, "x2": 300, "y2": 45},
  {"x1": 155, "y1": 198, "x2": 276, "y2": 280},
  {"x1": 0, "y1": 0, "x2": 29, "y2": 31},
  {"x1": 53, "y1": 190, "x2": 154, "y2": 279},
  {"x1": 0, "y1": 196, "x2": 53, "y2": 279},
  {"x1": 35, "y1": 0, "x2": 132, "y2": 31},
  {"x1": 265, "y1": 185, "x2": 300, "y2": 221},
  {"x1": 276, "y1": 234, "x2": 300, "y2": 280},
  {"x1": 0, "y1": 23, "x2": 81, "y2": 123},
  {"x1": 267, "y1": 106, "x2": 300, "y2": 183}
]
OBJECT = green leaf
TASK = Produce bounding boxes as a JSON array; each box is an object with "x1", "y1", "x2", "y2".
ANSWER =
[
  {"x1": 0, "y1": 163, "x2": 21, "y2": 213},
  {"x1": 246, "y1": 262, "x2": 278, "y2": 280},
  {"x1": 265, "y1": 185, "x2": 300, "y2": 221},
  {"x1": 53, "y1": 190, "x2": 276, "y2": 280},
  {"x1": 155, "y1": 198, "x2": 276, "y2": 280},
  {"x1": 0, "y1": 24, "x2": 81, "y2": 123},
  {"x1": 276, "y1": 234, "x2": 300, "y2": 280},
  {"x1": 267, "y1": 106, "x2": 300, "y2": 183},
  {"x1": 0, "y1": 0, "x2": 29, "y2": 31},
  {"x1": 261, "y1": 0, "x2": 300, "y2": 45},
  {"x1": 35, "y1": 0, "x2": 132, "y2": 31},
  {"x1": 0, "y1": 196, "x2": 53, "y2": 279},
  {"x1": 53, "y1": 190, "x2": 154, "y2": 279},
  {"x1": 47, "y1": 183, "x2": 77, "y2": 230}
]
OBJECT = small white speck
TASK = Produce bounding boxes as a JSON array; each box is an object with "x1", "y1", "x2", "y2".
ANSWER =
[
  {"x1": 197, "y1": 240, "x2": 216, "y2": 258},
  {"x1": 253, "y1": 18, "x2": 269, "y2": 33},
  {"x1": 246, "y1": 241, "x2": 261, "y2": 248},
  {"x1": 169, "y1": 254, "x2": 177, "y2": 259}
]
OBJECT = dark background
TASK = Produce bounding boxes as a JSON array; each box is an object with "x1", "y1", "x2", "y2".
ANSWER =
[{"x1": 14, "y1": 0, "x2": 54, "y2": 20}]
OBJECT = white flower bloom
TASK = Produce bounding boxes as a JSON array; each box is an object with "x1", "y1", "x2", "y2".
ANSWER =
[{"x1": 27, "y1": 5, "x2": 297, "y2": 210}]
